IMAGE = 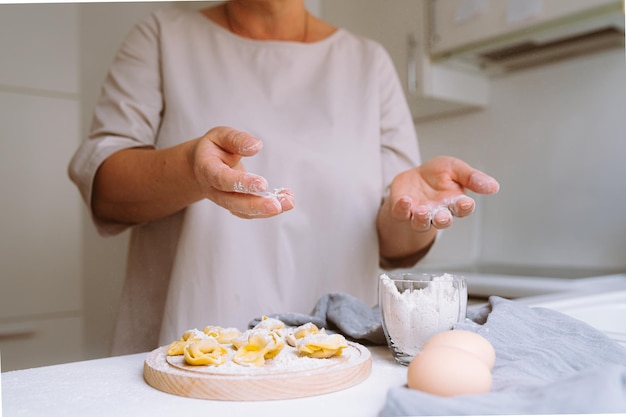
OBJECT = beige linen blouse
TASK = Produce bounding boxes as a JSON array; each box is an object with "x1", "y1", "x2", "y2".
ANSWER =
[{"x1": 69, "y1": 8, "x2": 420, "y2": 354}]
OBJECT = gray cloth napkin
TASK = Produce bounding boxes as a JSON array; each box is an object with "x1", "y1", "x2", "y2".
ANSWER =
[{"x1": 379, "y1": 296, "x2": 626, "y2": 416}]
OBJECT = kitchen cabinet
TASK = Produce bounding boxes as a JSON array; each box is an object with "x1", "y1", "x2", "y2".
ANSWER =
[
  {"x1": 0, "y1": 4, "x2": 84, "y2": 371},
  {"x1": 429, "y1": 0, "x2": 625, "y2": 75},
  {"x1": 0, "y1": 316, "x2": 83, "y2": 371},
  {"x1": 0, "y1": 1, "x2": 181, "y2": 371},
  {"x1": 321, "y1": 0, "x2": 489, "y2": 120},
  {"x1": 430, "y1": 0, "x2": 621, "y2": 55}
]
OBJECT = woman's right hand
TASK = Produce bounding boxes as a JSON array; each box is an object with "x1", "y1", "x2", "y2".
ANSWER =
[
  {"x1": 190, "y1": 126, "x2": 295, "y2": 219},
  {"x1": 92, "y1": 126, "x2": 294, "y2": 225}
]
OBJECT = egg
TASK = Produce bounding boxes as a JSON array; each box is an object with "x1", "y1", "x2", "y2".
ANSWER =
[
  {"x1": 421, "y1": 330, "x2": 496, "y2": 370},
  {"x1": 407, "y1": 346, "x2": 492, "y2": 397}
]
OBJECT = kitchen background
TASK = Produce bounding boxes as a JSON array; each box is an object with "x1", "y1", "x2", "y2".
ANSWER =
[{"x1": 0, "y1": 0, "x2": 624, "y2": 371}]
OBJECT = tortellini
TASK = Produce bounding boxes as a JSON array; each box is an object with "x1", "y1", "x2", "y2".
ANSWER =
[
  {"x1": 285, "y1": 322, "x2": 320, "y2": 347},
  {"x1": 203, "y1": 326, "x2": 242, "y2": 344},
  {"x1": 285, "y1": 323, "x2": 347, "y2": 358},
  {"x1": 166, "y1": 318, "x2": 348, "y2": 367},
  {"x1": 167, "y1": 328, "x2": 207, "y2": 356},
  {"x1": 296, "y1": 333, "x2": 348, "y2": 359},
  {"x1": 183, "y1": 338, "x2": 228, "y2": 366},
  {"x1": 252, "y1": 316, "x2": 287, "y2": 337},
  {"x1": 233, "y1": 329, "x2": 285, "y2": 367}
]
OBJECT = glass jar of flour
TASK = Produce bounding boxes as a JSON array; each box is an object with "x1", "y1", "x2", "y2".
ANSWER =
[{"x1": 379, "y1": 273, "x2": 468, "y2": 365}]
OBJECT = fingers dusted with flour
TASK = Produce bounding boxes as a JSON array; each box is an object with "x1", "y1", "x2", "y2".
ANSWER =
[
  {"x1": 191, "y1": 127, "x2": 295, "y2": 218},
  {"x1": 377, "y1": 156, "x2": 499, "y2": 268},
  {"x1": 92, "y1": 126, "x2": 295, "y2": 224}
]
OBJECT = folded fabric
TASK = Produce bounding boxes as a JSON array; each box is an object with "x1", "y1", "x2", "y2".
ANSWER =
[
  {"x1": 249, "y1": 292, "x2": 386, "y2": 345},
  {"x1": 253, "y1": 292, "x2": 626, "y2": 415},
  {"x1": 379, "y1": 296, "x2": 626, "y2": 416}
]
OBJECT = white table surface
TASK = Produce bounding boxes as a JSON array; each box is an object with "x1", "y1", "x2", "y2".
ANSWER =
[{"x1": 2, "y1": 346, "x2": 406, "y2": 417}]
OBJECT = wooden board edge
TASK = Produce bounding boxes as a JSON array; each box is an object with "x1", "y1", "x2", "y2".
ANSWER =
[{"x1": 144, "y1": 342, "x2": 372, "y2": 401}]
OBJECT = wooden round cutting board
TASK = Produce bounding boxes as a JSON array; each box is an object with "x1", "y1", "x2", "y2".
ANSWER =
[{"x1": 143, "y1": 341, "x2": 372, "y2": 401}]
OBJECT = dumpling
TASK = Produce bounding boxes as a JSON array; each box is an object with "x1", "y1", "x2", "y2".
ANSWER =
[
  {"x1": 183, "y1": 338, "x2": 228, "y2": 366},
  {"x1": 253, "y1": 316, "x2": 286, "y2": 333},
  {"x1": 285, "y1": 322, "x2": 320, "y2": 347},
  {"x1": 167, "y1": 329, "x2": 207, "y2": 356},
  {"x1": 231, "y1": 329, "x2": 253, "y2": 350},
  {"x1": 297, "y1": 333, "x2": 348, "y2": 359},
  {"x1": 233, "y1": 329, "x2": 285, "y2": 367},
  {"x1": 203, "y1": 326, "x2": 242, "y2": 344}
]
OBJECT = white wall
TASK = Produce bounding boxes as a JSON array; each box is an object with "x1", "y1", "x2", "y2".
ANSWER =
[{"x1": 416, "y1": 48, "x2": 626, "y2": 273}]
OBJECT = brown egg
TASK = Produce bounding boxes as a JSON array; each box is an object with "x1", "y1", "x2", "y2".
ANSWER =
[
  {"x1": 421, "y1": 330, "x2": 496, "y2": 370},
  {"x1": 407, "y1": 346, "x2": 492, "y2": 397}
]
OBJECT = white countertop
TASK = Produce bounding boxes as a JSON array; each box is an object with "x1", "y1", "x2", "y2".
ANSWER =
[{"x1": 1, "y1": 346, "x2": 406, "y2": 417}]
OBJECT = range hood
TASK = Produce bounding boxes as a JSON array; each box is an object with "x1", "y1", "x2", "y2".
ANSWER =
[{"x1": 430, "y1": 1, "x2": 625, "y2": 76}]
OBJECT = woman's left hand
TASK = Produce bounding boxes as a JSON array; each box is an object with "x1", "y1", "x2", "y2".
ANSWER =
[{"x1": 387, "y1": 156, "x2": 500, "y2": 231}]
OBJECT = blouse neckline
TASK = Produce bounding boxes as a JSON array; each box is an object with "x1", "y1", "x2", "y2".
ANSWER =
[{"x1": 194, "y1": 9, "x2": 345, "y2": 48}]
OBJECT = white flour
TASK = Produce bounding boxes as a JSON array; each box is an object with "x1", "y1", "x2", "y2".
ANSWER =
[
  {"x1": 380, "y1": 273, "x2": 466, "y2": 357},
  {"x1": 232, "y1": 182, "x2": 288, "y2": 199}
]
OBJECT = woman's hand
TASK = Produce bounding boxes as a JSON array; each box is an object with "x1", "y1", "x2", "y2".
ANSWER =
[
  {"x1": 377, "y1": 156, "x2": 499, "y2": 268},
  {"x1": 92, "y1": 126, "x2": 294, "y2": 225},
  {"x1": 190, "y1": 126, "x2": 295, "y2": 219},
  {"x1": 387, "y1": 156, "x2": 499, "y2": 230}
]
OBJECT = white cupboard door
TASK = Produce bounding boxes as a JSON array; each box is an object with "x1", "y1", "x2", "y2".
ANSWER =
[{"x1": 430, "y1": 0, "x2": 621, "y2": 55}]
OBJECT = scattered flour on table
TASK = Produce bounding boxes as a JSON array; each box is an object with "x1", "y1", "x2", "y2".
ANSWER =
[{"x1": 380, "y1": 273, "x2": 464, "y2": 356}]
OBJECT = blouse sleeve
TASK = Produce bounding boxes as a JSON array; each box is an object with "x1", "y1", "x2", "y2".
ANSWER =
[
  {"x1": 375, "y1": 43, "x2": 421, "y2": 196},
  {"x1": 68, "y1": 12, "x2": 163, "y2": 236}
]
